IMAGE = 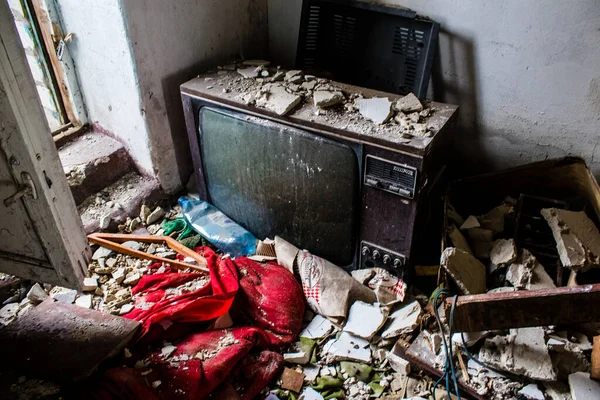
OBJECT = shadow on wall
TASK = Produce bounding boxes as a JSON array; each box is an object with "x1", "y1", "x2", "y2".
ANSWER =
[{"x1": 430, "y1": 27, "x2": 485, "y2": 179}]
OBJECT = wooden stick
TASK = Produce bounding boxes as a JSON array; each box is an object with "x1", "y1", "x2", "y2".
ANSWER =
[
  {"x1": 592, "y1": 336, "x2": 600, "y2": 380},
  {"x1": 447, "y1": 284, "x2": 600, "y2": 332},
  {"x1": 88, "y1": 233, "x2": 209, "y2": 273}
]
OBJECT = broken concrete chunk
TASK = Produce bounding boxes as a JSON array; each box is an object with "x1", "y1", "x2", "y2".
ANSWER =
[
  {"x1": 478, "y1": 327, "x2": 557, "y2": 381},
  {"x1": 82, "y1": 277, "x2": 98, "y2": 292},
  {"x1": 302, "y1": 81, "x2": 317, "y2": 91},
  {"x1": 237, "y1": 67, "x2": 260, "y2": 79},
  {"x1": 53, "y1": 289, "x2": 77, "y2": 304},
  {"x1": 447, "y1": 205, "x2": 465, "y2": 227},
  {"x1": 344, "y1": 301, "x2": 387, "y2": 339},
  {"x1": 26, "y1": 283, "x2": 48, "y2": 304},
  {"x1": 322, "y1": 331, "x2": 371, "y2": 363},
  {"x1": 355, "y1": 97, "x2": 393, "y2": 124},
  {"x1": 300, "y1": 314, "x2": 335, "y2": 339},
  {"x1": 284, "y1": 351, "x2": 309, "y2": 364},
  {"x1": 161, "y1": 345, "x2": 177, "y2": 358},
  {"x1": 75, "y1": 294, "x2": 92, "y2": 309},
  {"x1": 257, "y1": 84, "x2": 302, "y2": 116},
  {"x1": 479, "y1": 205, "x2": 512, "y2": 234},
  {"x1": 123, "y1": 272, "x2": 141, "y2": 286},
  {"x1": 146, "y1": 207, "x2": 165, "y2": 225},
  {"x1": 387, "y1": 352, "x2": 411, "y2": 375},
  {"x1": 112, "y1": 268, "x2": 126, "y2": 284},
  {"x1": 518, "y1": 384, "x2": 545, "y2": 400},
  {"x1": 99, "y1": 215, "x2": 111, "y2": 230},
  {"x1": 299, "y1": 387, "x2": 324, "y2": 400},
  {"x1": 140, "y1": 204, "x2": 151, "y2": 222},
  {"x1": 441, "y1": 247, "x2": 487, "y2": 295},
  {"x1": 122, "y1": 241, "x2": 142, "y2": 251},
  {"x1": 280, "y1": 367, "x2": 304, "y2": 393},
  {"x1": 460, "y1": 215, "x2": 480, "y2": 230},
  {"x1": 0, "y1": 303, "x2": 19, "y2": 325},
  {"x1": 529, "y1": 262, "x2": 557, "y2": 290},
  {"x1": 119, "y1": 303, "x2": 134, "y2": 315},
  {"x1": 313, "y1": 90, "x2": 344, "y2": 108},
  {"x1": 394, "y1": 92, "x2": 423, "y2": 113},
  {"x1": 541, "y1": 208, "x2": 600, "y2": 272},
  {"x1": 467, "y1": 227, "x2": 494, "y2": 243},
  {"x1": 490, "y1": 238, "x2": 518, "y2": 267},
  {"x1": 285, "y1": 70, "x2": 303, "y2": 83},
  {"x1": 92, "y1": 246, "x2": 114, "y2": 260},
  {"x1": 448, "y1": 224, "x2": 473, "y2": 255},
  {"x1": 303, "y1": 365, "x2": 320, "y2": 384},
  {"x1": 380, "y1": 301, "x2": 422, "y2": 339},
  {"x1": 452, "y1": 331, "x2": 488, "y2": 348},
  {"x1": 569, "y1": 372, "x2": 600, "y2": 400}
]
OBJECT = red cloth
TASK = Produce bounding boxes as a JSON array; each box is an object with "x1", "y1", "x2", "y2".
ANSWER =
[{"x1": 94, "y1": 247, "x2": 304, "y2": 400}]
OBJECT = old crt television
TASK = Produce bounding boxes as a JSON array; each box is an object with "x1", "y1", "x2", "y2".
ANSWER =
[{"x1": 181, "y1": 71, "x2": 458, "y2": 273}]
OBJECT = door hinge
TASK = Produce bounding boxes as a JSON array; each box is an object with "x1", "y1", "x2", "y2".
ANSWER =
[{"x1": 3, "y1": 171, "x2": 38, "y2": 207}]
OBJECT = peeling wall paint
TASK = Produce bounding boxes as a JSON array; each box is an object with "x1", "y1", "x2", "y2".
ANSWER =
[{"x1": 268, "y1": 0, "x2": 600, "y2": 178}]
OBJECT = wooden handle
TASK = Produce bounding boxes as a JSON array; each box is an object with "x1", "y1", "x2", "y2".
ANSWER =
[{"x1": 88, "y1": 233, "x2": 209, "y2": 273}]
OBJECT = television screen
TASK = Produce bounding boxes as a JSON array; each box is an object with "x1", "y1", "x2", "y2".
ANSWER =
[{"x1": 199, "y1": 107, "x2": 359, "y2": 266}]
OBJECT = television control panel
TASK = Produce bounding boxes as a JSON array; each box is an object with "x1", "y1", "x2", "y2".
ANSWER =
[
  {"x1": 359, "y1": 241, "x2": 407, "y2": 273},
  {"x1": 364, "y1": 155, "x2": 417, "y2": 199}
]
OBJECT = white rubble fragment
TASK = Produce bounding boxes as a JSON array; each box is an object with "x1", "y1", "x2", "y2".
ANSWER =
[
  {"x1": 541, "y1": 208, "x2": 600, "y2": 272},
  {"x1": 386, "y1": 352, "x2": 411, "y2": 375},
  {"x1": 99, "y1": 215, "x2": 111, "y2": 229},
  {"x1": 151, "y1": 380, "x2": 161, "y2": 389},
  {"x1": 355, "y1": 97, "x2": 393, "y2": 124},
  {"x1": 120, "y1": 303, "x2": 135, "y2": 315},
  {"x1": 299, "y1": 387, "x2": 324, "y2": 400},
  {"x1": 394, "y1": 92, "x2": 423, "y2": 113},
  {"x1": 569, "y1": 372, "x2": 600, "y2": 400},
  {"x1": 441, "y1": 247, "x2": 487, "y2": 295},
  {"x1": 123, "y1": 272, "x2": 142, "y2": 286},
  {"x1": 547, "y1": 337, "x2": 566, "y2": 352},
  {"x1": 322, "y1": 331, "x2": 371, "y2": 363},
  {"x1": 0, "y1": 303, "x2": 19, "y2": 325},
  {"x1": 92, "y1": 246, "x2": 113, "y2": 260},
  {"x1": 380, "y1": 301, "x2": 422, "y2": 339},
  {"x1": 284, "y1": 351, "x2": 309, "y2": 364},
  {"x1": 258, "y1": 84, "x2": 302, "y2": 116},
  {"x1": 529, "y1": 262, "x2": 557, "y2": 290},
  {"x1": 75, "y1": 294, "x2": 93, "y2": 309},
  {"x1": 300, "y1": 314, "x2": 335, "y2": 339},
  {"x1": 313, "y1": 90, "x2": 344, "y2": 108},
  {"x1": 490, "y1": 238, "x2": 517, "y2": 267},
  {"x1": 122, "y1": 241, "x2": 142, "y2": 251},
  {"x1": 146, "y1": 207, "x2": 165, "y2": 225},
  {"x1": 303, "y1": 365, "x2": 320, "y2": 383},
  {"x1": 112, "y1": 268, "x2": 127, "y2": 284},
  {"x1": 460, "y1": 215, "x2": 480, "y2": 230},
  {"x1": 82, "y1": 277, "x2": 98, "y2": 292},
  {"x1": 452, "y1": 331, "x2": 488, "y2": 348},
  {"x1": 53, "y1": 288, "x2": 77, "y2": 304},
  {"x1": 285, "y1": 69, "x2": 303, "y2": 83},
  {"x1": 519, "y1": 384, "x2": 545, "y2": 400},
  {"x1": 237, "y1": 67, "x2": 259, "y2": 79},
  {"x1": 343, "y1": 301, "x2": 387, "y2": 339},
  {"x1": 161, "y1": 345, "x2": 177, "y2": 358},
  {"x1": 478, "y1": 327, "x2": 557, "y2": 381},
  {"x1": 448, "y1": 224, "x2": 473, "y2": 255},
  {"x1": 27, "y1": 283, "x2": 48, "y2": 304},
  {"x1": 479, "y1": 204, "x2": 512, "y2": 234}
]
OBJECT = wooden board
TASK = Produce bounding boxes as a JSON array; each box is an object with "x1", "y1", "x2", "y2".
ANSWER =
[{"x1": 447, "y1": 284, "x2": 600, "y2": 332}]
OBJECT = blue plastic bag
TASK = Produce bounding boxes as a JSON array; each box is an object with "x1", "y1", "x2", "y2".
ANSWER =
[{"x1": 179, "y1": 197, "x2": 257, "y2": 257}]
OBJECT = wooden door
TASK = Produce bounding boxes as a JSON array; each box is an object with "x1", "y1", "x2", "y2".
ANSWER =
[{"x1": 0, "y1": 0, "x2": 89, "y2": 289}]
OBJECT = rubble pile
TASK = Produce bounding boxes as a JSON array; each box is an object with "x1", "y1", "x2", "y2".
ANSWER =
[
  {"x1": 205, "y1": 61, "x2": 439, "y2": 142},
  {"x1": 437, "y1": 198, "x2": 600, "y2": 399}
]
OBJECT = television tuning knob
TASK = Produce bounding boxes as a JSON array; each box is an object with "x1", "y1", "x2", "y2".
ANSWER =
[
  {"x1": 371, "y1": 250, "x2": 381, "y2": 260},
  {"x1": 361, "y1": 246, "x2": 370, "y2": 256},
  {"x1": 383, "y1": 254, "x2": 392, "y2": 265},
  {"x1": 393, "y1": 258, "x2": 404, "y2": 268}
]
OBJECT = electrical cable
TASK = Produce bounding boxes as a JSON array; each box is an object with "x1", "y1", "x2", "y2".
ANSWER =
[{"x1": 432, "y1": 289, "x2": 461, "y2": 400}]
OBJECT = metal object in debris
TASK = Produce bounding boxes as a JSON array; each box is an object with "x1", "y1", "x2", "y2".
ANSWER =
[{"x1": 0, "y1": 298, "x2": 140, "y2": 380}]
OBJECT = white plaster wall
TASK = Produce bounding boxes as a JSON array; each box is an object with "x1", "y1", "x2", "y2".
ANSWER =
[
  {"x1": 269, "y1": 0, "x2": 600, "y2": 177},
  {"x1": 121, "y1": 0, "x2": 268, "y2": 193},
  {"x1": 55, "y1": 0, "x2": 153, "y2": 176}
]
